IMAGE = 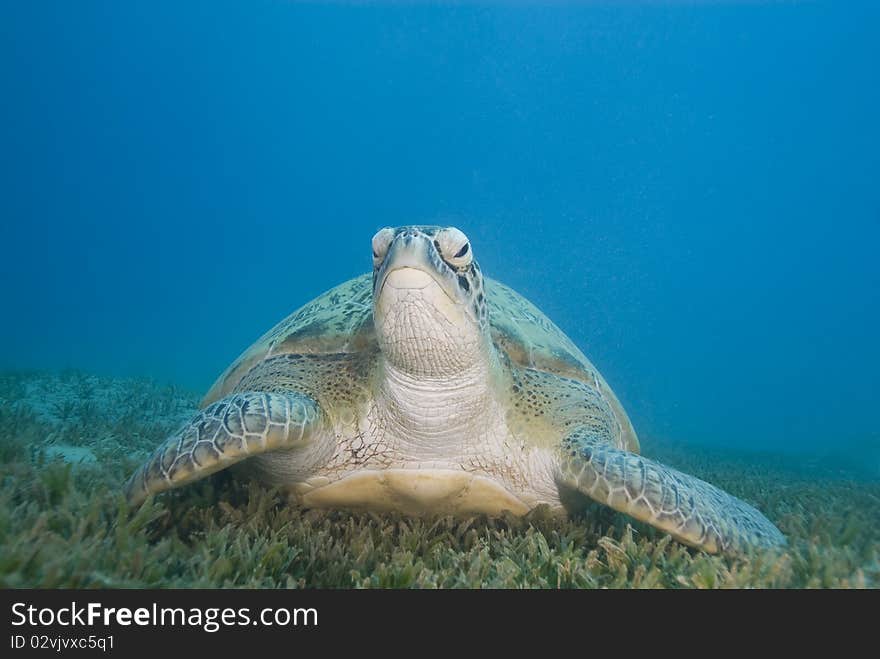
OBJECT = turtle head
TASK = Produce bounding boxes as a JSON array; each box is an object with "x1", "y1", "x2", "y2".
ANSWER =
[{"x1": 371, "y1": 226, "x2": 491, "y2": 377}]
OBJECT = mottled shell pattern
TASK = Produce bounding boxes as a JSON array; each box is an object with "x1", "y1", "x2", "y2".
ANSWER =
[{"x1": 202, "y1": 273, "x2": 638, "y2": 454}]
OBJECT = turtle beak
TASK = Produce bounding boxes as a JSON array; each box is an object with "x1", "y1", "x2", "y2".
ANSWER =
[
  {"x1": 373, "y1": 232, "x2": 467, "y2": 323},
  {"x1": 379, "y1": 232, "x2": 431, "y2": 272},
  {"x1": 376, "y1": 233, "x2": 439, "y2": 294},
  {"x1": 375, "y1": 234, "x2": 460, "y2": 319}
]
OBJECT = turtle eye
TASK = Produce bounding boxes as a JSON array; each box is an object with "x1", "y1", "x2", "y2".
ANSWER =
[
  {"x1": 435, "y1": 227, "x2": 473, "y2": 268},
  {"x1": 371, "y1": 228, "x2": 394, "y2": 267}
]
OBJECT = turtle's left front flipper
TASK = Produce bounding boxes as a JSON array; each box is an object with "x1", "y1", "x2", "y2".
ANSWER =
[
  {"x1": 124, "y1": 391, "x2": 321, "y2": 506},
  {"x1": 559, "y1": 430, "x2": 786, "y2": 555}
]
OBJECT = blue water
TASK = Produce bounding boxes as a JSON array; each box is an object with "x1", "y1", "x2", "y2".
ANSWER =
[{"x1": 2, "y1": 2, "x2": 878, "y2": 459}]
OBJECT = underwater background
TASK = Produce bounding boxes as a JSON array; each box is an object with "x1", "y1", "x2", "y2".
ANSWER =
[{"x1": 0, "y1": 2, "x2": 878, "y2": 588}]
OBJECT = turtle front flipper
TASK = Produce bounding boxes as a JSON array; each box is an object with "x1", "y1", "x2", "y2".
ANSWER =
[
  {"x1": 558, "y1": 430, "x2": 786, "y2": 555},
  {"x1": 124, "y1": 391, "x2": 322, "y2": 505}
]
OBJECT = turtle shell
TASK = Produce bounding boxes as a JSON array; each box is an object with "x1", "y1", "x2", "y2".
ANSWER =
[
  {"x1": 201, "y1": 274, "x2": 639, "y2": 452},
  {"x1": 486, "y1": 279, "x2": 639, "y2": 452},
  {"x1": 202, "y1": 274, "x2": 376, "y2": 406}
]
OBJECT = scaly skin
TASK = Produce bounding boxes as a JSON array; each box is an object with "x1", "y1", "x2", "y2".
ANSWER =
[
  {"x1": 125, "y1": 392, "x2": 320, "y2": 506},
  {"x1": 559, "y1": 431, "x2": 786, "y2": 553}
]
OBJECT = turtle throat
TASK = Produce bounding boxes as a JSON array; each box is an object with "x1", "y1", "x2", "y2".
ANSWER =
[
  {"x1": 378, "y1": 358, "x2": 498, "y2": 451},
  {"x1": 373, "y1": 266, "x2": 491, "y2": 379},
  {"x1": 373, "y1": 271, "x2": 499, "y2": 446}
]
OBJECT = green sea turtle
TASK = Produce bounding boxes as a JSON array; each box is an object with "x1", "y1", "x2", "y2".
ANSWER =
[{"x1": 125, "y1": 226, "x2": 785, "y2": 554}]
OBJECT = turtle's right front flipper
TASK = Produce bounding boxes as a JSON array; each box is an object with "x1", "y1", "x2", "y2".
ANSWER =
[{"x1": 124, "y1": 391, "x2": 321, "y2": 505}]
